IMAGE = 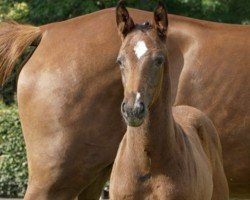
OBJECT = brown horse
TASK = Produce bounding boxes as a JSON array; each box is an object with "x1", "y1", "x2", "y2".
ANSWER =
[
  {"x1": 0, "y1": 5, "x2": 249, "y2": 200},
  {"x1": 110, "y1": 2, "x2": 229, "y2": 199}
]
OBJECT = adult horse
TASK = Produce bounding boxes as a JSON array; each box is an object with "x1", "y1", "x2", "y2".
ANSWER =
[{"x1": 0, "y1": 6, "x2": 249, "y2": 200}]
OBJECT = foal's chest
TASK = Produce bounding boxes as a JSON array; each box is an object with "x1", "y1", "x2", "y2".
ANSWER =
[{"x1": 111, "y1": 172, "x2": 194, "y2": 200}]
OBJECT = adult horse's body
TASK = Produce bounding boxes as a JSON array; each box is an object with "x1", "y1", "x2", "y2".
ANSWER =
[{"x1": 0, "y1": 7, "x2": 249, "y2": 199}]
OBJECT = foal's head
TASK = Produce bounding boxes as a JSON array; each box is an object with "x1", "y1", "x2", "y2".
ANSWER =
[{"x1": 116, "y1": 1, "x2": 169, "y2": 127}]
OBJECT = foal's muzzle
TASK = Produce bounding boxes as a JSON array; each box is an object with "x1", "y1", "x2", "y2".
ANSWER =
[{"x1": 121, "y1": 100, "x2": 146, "y2": 127}]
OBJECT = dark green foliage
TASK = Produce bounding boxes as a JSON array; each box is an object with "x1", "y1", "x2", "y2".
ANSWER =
[
  {"x1": 0, "y1": 102, "x2": 28, "y2": 197},
  {"x1": 1, "y1": 0, "x2": 250, "y2": 25},
  {"x1": 27, "y1": 0, "x2": 250, "y2": 25},
  {"x1": 26, "y1": 0, "x2": 98, "y2": 25}
]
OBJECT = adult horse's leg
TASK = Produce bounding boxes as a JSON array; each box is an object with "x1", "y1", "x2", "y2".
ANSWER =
[
  {"x1": 24, "y1": 165, "x2": 112, "y2": 200},
  {"x1": 16, "y1": 21, "x2": 124, "y2": 199},
  {"x1": 1, "y1": 18, "x2": 124, "y2": 199},
  {"x1": 78, "y1": 165, "x2": 112, "y2": 200},
  {"x1": 18, "y1": 59, "x2": 123, "y2": 199},
  {"x1": 18, "y1": 63, "x2": 122, "y2": 199}
]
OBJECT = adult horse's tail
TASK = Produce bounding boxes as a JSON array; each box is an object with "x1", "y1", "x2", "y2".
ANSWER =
[{"x1": 0, "y1": 21, "x2": 42, "y2": 85}]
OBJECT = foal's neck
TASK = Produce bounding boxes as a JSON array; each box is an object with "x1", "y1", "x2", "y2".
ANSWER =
[{"x1": 126, "y1": 70, "x2": 176, "y2": 163}]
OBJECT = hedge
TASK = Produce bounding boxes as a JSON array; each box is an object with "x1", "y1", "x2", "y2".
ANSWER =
[{"x1": 0, "y1": 101, "x2": 27, "y2": 198}]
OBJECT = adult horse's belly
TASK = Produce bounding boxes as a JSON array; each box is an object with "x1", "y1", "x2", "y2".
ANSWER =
[{"x1": 17, "y1": 8, "x2": 250, "y2": 197}]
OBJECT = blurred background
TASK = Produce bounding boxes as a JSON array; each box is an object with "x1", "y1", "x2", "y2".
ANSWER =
[{"x1": 0, "y1": 0, "x2": 249, "y2": 198}]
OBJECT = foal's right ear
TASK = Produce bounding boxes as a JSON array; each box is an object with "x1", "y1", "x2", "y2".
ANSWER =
[{"x1": 116, "y1": 0, "x2": 135, "y2": 39}]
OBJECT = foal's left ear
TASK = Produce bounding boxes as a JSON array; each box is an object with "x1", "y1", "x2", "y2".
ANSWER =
[
  {"x1": 153, "y1": 1, "x2": 168, "y2": 40},
  {"x1": 116, "y1": 0, "x2": 135, "y2": 39}
]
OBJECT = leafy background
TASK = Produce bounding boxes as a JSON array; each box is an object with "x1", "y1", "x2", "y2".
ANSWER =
[
  {"x1": 1, "y1": 0, "x2": 250, "y2": 25},
  {"x1": 0, "y1": 102, "x2": 26, "y2": 197},
  {"x1": 0, "y1": 0, "x2": 249, "y2": 197}
]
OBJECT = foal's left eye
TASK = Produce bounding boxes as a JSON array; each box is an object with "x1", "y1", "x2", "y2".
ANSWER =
[{"x1": 154, "y1": 57, "x2": 164, "y2": 66}]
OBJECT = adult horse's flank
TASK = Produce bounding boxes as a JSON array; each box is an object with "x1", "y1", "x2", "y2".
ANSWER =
[
  {"x1": 110, "y1": 2, "x2": 229, "y2": 199},
  {"x1": 0, "y1": 5, "x2": 249, "y2": 200}
]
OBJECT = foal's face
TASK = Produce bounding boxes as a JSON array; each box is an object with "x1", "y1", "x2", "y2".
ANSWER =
[
  {"x1": 117, "y1": 27, "x2": 167, "y2": 127},
  {"x1": 116, "y1": 1, "x2": 168, "y2": 127}
]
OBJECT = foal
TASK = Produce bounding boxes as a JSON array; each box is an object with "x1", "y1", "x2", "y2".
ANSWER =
[{"x1": 110, "y1": 2, "x2": 229, "y2": 200}]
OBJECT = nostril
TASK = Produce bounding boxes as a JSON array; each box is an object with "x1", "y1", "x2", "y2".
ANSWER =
[
  {"x1": 121, "y1": 102, "x2": 126, "y2": 113},
  {"x1": 139, "y1": 102, "x2": 145, "y2": 113},
  {"x1": 135, "y1": 101, "x2": 145, "y2": 116}
]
